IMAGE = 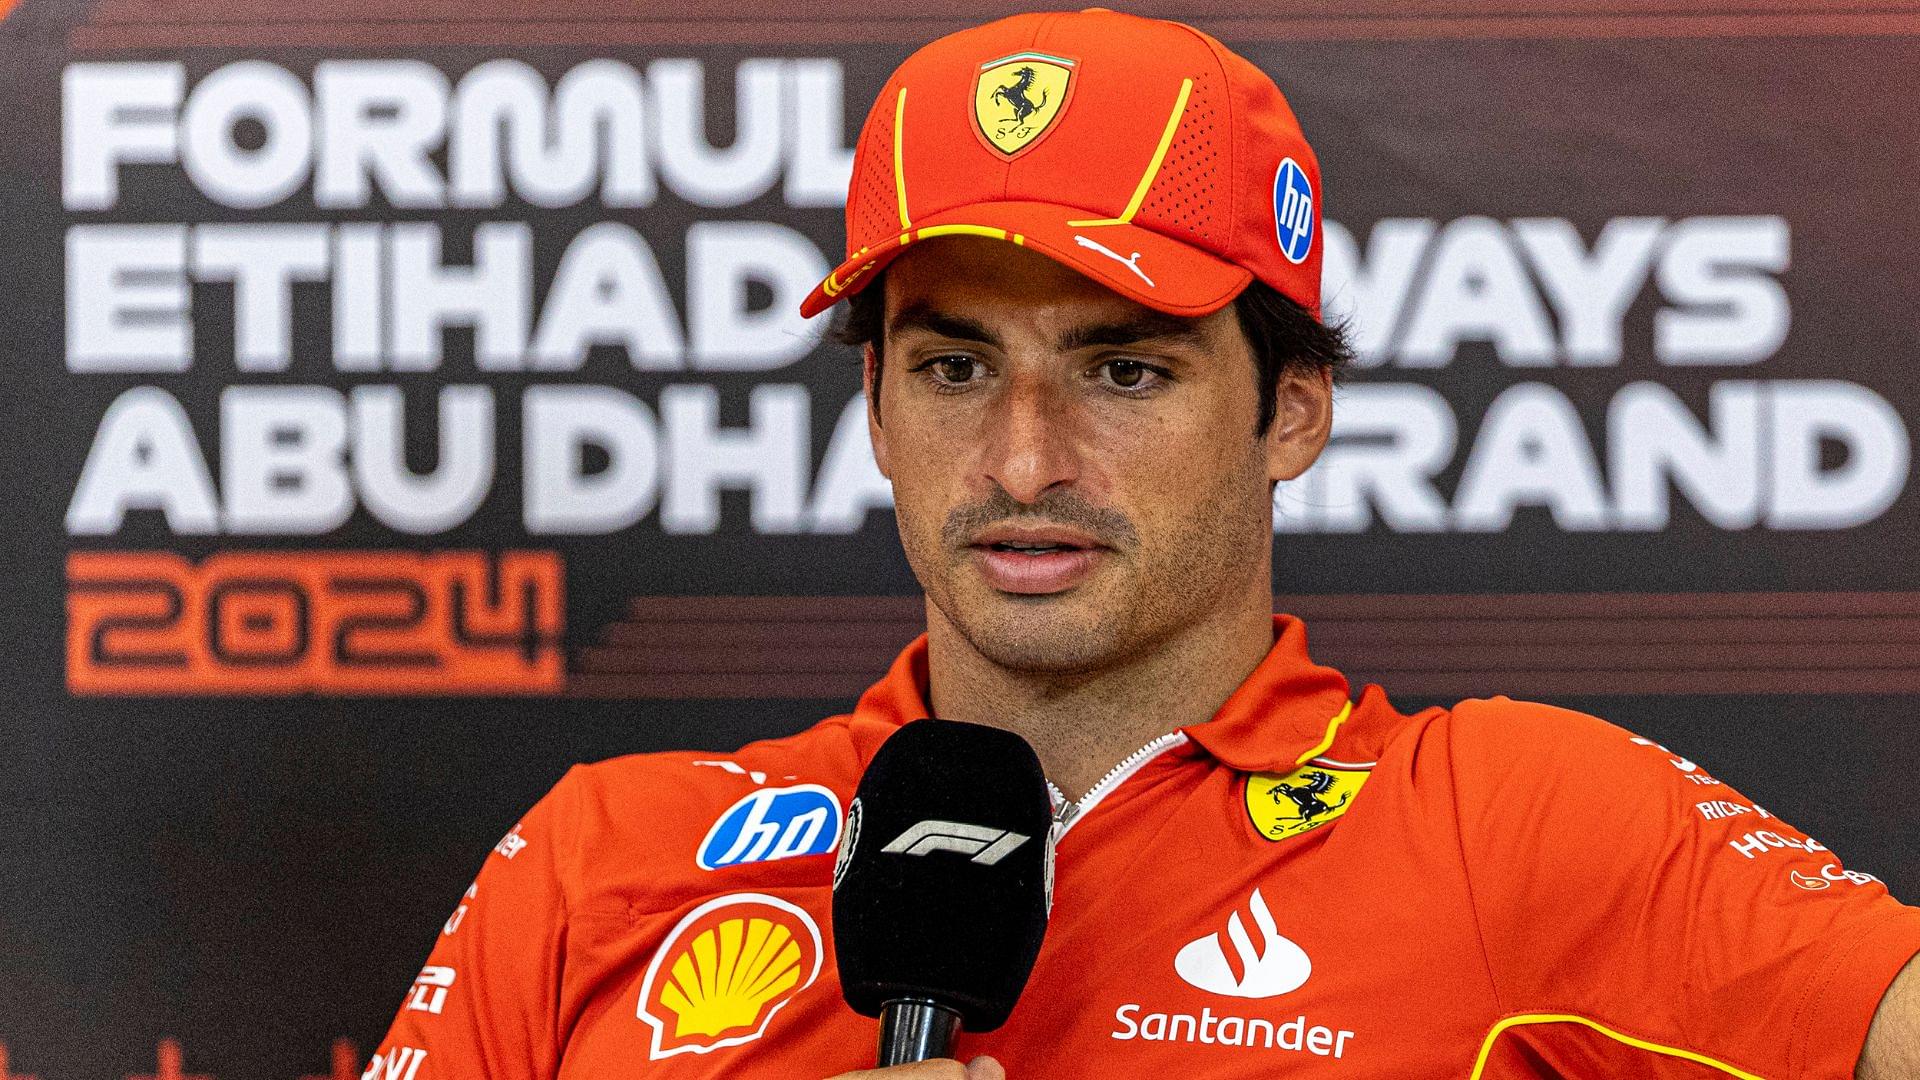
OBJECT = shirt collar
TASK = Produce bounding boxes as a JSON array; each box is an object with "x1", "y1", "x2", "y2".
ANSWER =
[{"x1": 850, "y1": 614, "x2": 1398, "y2": 774}]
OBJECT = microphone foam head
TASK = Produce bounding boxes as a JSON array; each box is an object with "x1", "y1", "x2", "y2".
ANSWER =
[{"x1": 832, "y1": 717, "x2": 1053, "y2": 1031}]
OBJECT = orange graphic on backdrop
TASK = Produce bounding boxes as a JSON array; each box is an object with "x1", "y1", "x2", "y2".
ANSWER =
[
  {"x1": 0, "y1": 1040, "x2": 41, "y2": 1080},
  {"x1": 67, "y1": 550, "x2": 563, "y2": 695},
  {"x1": 127, "y1": 1039, "x2": 210, "y2": 1080}
]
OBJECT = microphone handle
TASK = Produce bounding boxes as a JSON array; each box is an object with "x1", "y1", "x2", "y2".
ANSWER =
[{"x1": 876, "y1": 998, "x2": 963, "y2": 1065}]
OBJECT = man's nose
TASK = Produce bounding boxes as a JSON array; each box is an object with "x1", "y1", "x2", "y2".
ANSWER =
[{"x1": 977, "y1": 372, "x2": 1081, "y2": 504}]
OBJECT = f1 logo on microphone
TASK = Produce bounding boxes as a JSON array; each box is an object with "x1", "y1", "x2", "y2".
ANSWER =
[{"x1": 881, "y1": 820, "x2": 1030, "y2": 865}]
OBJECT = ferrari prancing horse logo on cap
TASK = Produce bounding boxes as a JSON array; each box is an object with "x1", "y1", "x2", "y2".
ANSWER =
[{"x1": 974, "y1": 52, "x2": 1075, "y2": 159}]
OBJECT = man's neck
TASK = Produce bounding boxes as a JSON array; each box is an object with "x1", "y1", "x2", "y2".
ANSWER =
[{"x1": 922, "y1": 591, "x2": 1276, "y2": 801}]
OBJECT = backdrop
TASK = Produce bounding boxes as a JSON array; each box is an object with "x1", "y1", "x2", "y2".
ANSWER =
[{"x1": 4, "y1": 1, "x2": 1919, "y2": 1076}]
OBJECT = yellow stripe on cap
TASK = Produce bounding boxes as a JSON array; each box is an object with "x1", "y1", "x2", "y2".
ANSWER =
[
  {"x1": 893, "y1": 87, "x2": 911, "y2": 229},
  {"x1": 820, "y1": 225, "x2": 1029, "y2": 304},
  {"x1": 915, "y1": 224, "x2": 1008, "y2": 241},
  {"x1": 1068, "y1": 77, "x2": 1194, "y2": 228}
]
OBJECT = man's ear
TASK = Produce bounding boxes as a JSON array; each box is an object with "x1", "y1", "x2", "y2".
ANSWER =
[
  {"x1": 1266, "y1": 366, "x2": 1333, "y2": 483},
  {"x1": 864, "y1": 343, "x2": 892, "y2": 478}
]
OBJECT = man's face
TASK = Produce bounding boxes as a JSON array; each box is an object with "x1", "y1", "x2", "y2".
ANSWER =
[{"x1": 867, "y1": 237, "x2": 1331, "y2": 675}]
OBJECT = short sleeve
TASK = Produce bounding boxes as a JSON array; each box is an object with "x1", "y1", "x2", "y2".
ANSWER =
[
  {"x1": 1447, "y1": 698, "x2": 1920, "y2": 1080},
  {"x1": 363, "y1": 767, "x2": 580, "y2": 1080}
]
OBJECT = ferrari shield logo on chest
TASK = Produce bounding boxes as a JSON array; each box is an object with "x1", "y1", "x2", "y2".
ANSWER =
[
  {"x1": 1246, "y1": 764, "x2": 1369, "y2": 842},
  {"x1": 973, "y1": 52, "x2": 1076, "y2": 159}
]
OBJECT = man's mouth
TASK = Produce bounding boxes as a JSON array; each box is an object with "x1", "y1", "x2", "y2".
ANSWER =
[
  {"x1": 966, "y1": 528, "x2": 1107, "y2": 594},
  {"x1": 969, "y1": 524, "x2": 1105, "y2": 552},
  {"x1": 984, "y1": 541, "x2": 1083, "y2": 556}
]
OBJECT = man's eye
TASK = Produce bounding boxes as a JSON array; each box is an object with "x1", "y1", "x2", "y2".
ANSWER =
[
  {"x1": 936, "y1": 357, "x2": 976, "y2": 382},
  {"x1": 929, "y1": 356, "x2": 980, "y2": 384},
  {"x1": 1099, "y1": 359, "x2": 1161, "y2": 391}
]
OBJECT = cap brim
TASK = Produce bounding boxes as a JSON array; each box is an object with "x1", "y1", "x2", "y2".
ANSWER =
[{"x1": 799, "y1": 200, "x2": 1252, "y2": 320}]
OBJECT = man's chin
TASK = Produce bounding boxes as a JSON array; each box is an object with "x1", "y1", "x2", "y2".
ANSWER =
[{"x1": 946, "y1": 584, "x2": 1128, "y2": 675}]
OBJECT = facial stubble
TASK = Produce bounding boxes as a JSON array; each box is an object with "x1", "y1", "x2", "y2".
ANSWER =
[{"x1": 900, "y1": 442, "x2": 1275, "y2": 678}]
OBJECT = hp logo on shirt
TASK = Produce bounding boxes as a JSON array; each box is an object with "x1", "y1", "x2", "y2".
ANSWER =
[
  {"x1": 1272, "y1": 158, "x2": 1315, "y2": 265},
  {"x1": 697, "y1": 784, "x2": 842, "y2": 870}
]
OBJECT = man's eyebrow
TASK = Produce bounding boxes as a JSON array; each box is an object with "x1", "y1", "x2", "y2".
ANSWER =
[
  {"x1": 1056, "y1": 314, "x2": 1210, "y2": 352},
  {"x1": 886, "y1": 303, "x2": 1002, "y2": 349}
]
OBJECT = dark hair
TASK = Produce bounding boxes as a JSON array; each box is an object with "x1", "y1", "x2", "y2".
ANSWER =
[{"x1": 835, "y1": 273, "x2": 1352, "y2": 435}]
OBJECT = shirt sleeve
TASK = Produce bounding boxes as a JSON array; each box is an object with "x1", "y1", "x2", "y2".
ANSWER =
[
  {"x1": 363, "y1": 767, "x2": 579, "y2": 1080},
  {"x1": 1446, "y1": 698, "x2": 1920, "y2": 1080}
]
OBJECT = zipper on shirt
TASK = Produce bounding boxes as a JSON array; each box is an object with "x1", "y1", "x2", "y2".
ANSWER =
[{"x1": 1048, "y1": 731, "x2": 1190, "y2": 840}]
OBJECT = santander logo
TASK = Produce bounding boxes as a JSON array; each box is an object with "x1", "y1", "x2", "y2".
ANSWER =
[{"x1": 1174, "y1": 888, "x2": 1311, "y2": 999}]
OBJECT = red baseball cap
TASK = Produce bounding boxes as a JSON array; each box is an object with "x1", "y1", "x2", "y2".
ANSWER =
[{"x1": 798, "y1": 8, "x2": 1323, "y2": 321}]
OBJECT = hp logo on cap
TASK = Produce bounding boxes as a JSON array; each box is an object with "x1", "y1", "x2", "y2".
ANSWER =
[{"x1": 1272, "y1": 158, "x2": 1315, "y2": 265}]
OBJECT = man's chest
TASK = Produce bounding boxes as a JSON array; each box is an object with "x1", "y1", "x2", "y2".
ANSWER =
[
  {"x1": 973, "y1": 813, "x2": 1499, "y2": 1078},
  {"x1": 556, "y1": 764, "x2": 1500, "y2": 1078}
]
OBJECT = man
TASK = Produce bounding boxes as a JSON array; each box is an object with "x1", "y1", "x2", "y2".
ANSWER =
[{"x1": 366, "y1": 9, "x2": 1920, "y2": 1078}]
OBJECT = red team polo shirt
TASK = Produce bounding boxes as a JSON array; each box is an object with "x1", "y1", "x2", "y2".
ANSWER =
[{"x1": 367, "y1": 616, "x2": 1920, "y2": 1078}]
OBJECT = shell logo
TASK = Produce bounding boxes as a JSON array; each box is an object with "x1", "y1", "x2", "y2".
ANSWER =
[{"x1": 636, "y1": 893, "x2": 824, "y2": 1060}]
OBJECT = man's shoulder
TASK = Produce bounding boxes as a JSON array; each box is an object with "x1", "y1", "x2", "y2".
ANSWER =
[
  {"x1": 535, "y1": 711, "x2": 872, "y2": 911},
  {"x1": 1426, "y1": 694, "x2": 1648, "y2": 763},
  {"x1": 1415, "y1": 694, "x2": 1708, "y2": 834}
]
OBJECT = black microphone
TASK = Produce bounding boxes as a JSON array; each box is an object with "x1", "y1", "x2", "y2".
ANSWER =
[{"x1": 832, "y1": 717, "x2": 1054, "y2": 1066}]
